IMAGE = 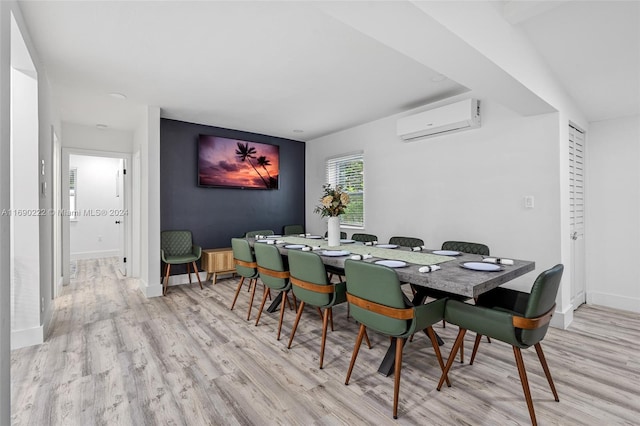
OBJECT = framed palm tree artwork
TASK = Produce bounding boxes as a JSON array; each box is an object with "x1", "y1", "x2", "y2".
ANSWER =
[{"x1": 198, "y1": 135, "x2": 279, "y2": 189}]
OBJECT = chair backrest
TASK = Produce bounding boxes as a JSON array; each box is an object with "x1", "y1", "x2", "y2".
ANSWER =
[
  {"x1": 324, "y1": 230, "x2": 347, "y2": 239},
  {"x1": 254, "y1": 242, "x2": 289, "y2": 291},
  {"x1": 283, "y1": 224, "x2": 304, "y2": 235},
  {"x1": 231, "y1": 238, "x2": 258, "y2": 278},
  {"x1": 351, "y1": 233, "x2": 378, "y2": 243},
  {"x1": 244, "y1": 229, "x2": 275, "y2": 238},
  {"x1": 344, "y1": 260, "x2": 410, "y2": 336},
  {"x1": 161, "y1": 230, "x2": 193, "y2": 256},
  {"x1": 442, "y1": 241, "x2": 490, "y2": 256},
  {"x1": 389, "y1": 236, "x2": 424, "y2": 247},
  {"x1": 520, "y1": 264, "x2": 564, "y2": 346},
  {"x1": 287, "y1": 249, "x2": 334, "y2": 307}
]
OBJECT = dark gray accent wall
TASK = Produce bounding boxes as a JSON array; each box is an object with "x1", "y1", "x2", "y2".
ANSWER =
[{"x1": 160, "y1": 118, "x2": 305, "y2": 256}]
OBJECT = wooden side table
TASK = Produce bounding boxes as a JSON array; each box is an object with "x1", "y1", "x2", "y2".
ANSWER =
[{"x1": 201, "y1": 248, "x2": 236, "y2": 284}]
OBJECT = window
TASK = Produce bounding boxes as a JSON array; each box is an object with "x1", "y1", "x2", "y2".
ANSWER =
[
  {"x1": 326, "y1": 152, "x2": 364, "y2": 227},
  {"x1": 69, "y1": 168, "x2": 78, "y2": 221}
]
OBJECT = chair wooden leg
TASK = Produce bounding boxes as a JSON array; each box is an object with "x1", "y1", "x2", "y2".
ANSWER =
[
  {"x1": 319, "y1": 308, "x2": 330, "y2": 369},
  {"x1": 247, "y1": 279, "x2": 257, "y2": 321},
  {"x1": 393, "y1": 337, "x2": 404, "y2": 419},
  {"x1": 255, "y1": 287, "x2": 270, "y2": 326},
  {"x1": 292, "y1": 294, "x2": 298, "y2": 311},
  {"x1": 230, "y1": 276, "x2": 245, "y2": 310},
  {"x1": 363, "y1": 328, "x2": 372, "y2": 349},
  {"x1": 288, "y1": 301, "x2": 305, "y2": 349},
  {"x1": 345, "y1": 324, "x2": 366, "y2": 385},
  {"x1": 426, "y1": 326, "x2": 450, "y2": 387},
  {"x1": 277, "y1": 290, "x2": 287, "y2": 341},
  {"x1": 470, "y1": 334, "x2": 483, "y2": 365},
  {"x1": 513, "y1": 346, "x2": 538, "y2": 426},
  {"x1": 163, "y1": 264, "x2": 171, "y2": 296},
  {"x1": 329, "y1": 307, "x2": 334, "y2": 332},
  {"x1": 192, "y1": 262, "x2": 203, "y2": 289},
  {"x1": 187, "y1": 262, "x2": 192, "y2": 283},
  {"x1": 535, "y1": 343, "x2": 559, "y2": 401},
  {"x1": 460, "y1": 334, "x2": 464, "y2": 364},
  {"x1": 437, "y1": 328, "x2": 466, "y2": 391}
]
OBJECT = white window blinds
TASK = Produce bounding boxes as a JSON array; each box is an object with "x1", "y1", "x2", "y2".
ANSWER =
[{"x1": 326, "y1": 152, "x2": 364, "y2": 227}]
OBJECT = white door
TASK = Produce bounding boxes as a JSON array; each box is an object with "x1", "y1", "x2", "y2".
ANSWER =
[
  {"x1": 116, "y1": 159, "x2": 127, "y2": 276},
  {"x1": 569, "y1": 124, "x2": 586, "y2": 308}
]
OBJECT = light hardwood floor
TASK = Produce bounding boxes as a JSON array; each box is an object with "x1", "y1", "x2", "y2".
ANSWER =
[{"x1": 11, "y1": 258, "x2": 640, "y2": 425}]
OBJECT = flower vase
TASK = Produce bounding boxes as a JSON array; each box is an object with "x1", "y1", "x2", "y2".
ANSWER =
[{"x1": 327, "y1": 216, "x2": 341, "y2": 247}]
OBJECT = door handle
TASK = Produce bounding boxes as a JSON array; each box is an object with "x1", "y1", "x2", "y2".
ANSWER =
[
  {"x1": 115, "y1": 220, "x2": 121, "y2": 225},
  {"x1": 571, "y1": 231, "x2": 578, "y2": 240}
]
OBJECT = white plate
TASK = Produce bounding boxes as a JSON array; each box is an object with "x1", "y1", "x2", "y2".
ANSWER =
[
  {"x1": 375, "y1": 260, "x2": 407, "y2": 268},
  {"x1": 432, "y1": 250, "x2": 461, "y2": 256},
  {"x1": 460, "y1": 262, "x2": 503, "y2": 272},
  {"x1": 255, "y1": 239, "x2": 270, "y2": 243},
  {"x1": 306, "y1": 235, "x2": 322, "y2": 239},
  {"x1": 266, "y1": 235, "x2": 282, "y2": 239},
  {"x1": 340, "y1": 239, "x2": 356, "y2": 244},
  {"x1": 321, "y1": 250, "x2": 351, "y2": 257},
  {"x1": 376, "y1": 244, "x2": 398, "y2": 249},
  {"x1": 284, "y1": 244, "x2": 306, "y2": 249}
]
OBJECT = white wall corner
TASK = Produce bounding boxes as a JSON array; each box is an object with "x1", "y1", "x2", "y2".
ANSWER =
[
  {"x1": 137, "y1": 278, "x2": 163, "y2": 298},
  {"x1": 11, "y1": 325, "x2": 43, "y2": 350},
  {"x1": 550, "y1": 303, "x2": 574, "y2": 330}
]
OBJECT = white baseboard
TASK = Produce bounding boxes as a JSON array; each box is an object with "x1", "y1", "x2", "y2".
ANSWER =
[
  {"x1": 11, "y1": 325, "x2": 43, "y2": 350},
  {"x1": 587, "y1": 292, "x2": 640, "y2": 313},
  {"x1": 550, "y1": 304, "x2": 574, "y2": 330},
  {"x1": 70, "y1": 250, "x2": 119, "y2": 260},
  {"x1": 138, "y1": 278, "x2": 163, "y2": 298}
]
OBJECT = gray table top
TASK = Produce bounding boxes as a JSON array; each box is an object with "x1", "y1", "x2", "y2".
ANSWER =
[{"x1": 249, "y1": 237, "x2": 535, "y2": 299}]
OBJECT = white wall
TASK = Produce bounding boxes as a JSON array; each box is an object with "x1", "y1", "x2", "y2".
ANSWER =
[
  {"x1": 586, "y1": 115, "x2": 640, "y2": 312},
  {"x1": 69, "y1": 155, "x2": 122, "y2": 260},
  {"x1": 0, "y1": 3, "x2": 12, "y2": 422},
  {"x1": 135, "y1": 106, "x2": 162, "y2": 297},
  {"x1": 307, "y1": 95, "x2": 562, "y2": 293},
  {"x1": 62, "y1": 122, "x2": 133, "y2": 152}
]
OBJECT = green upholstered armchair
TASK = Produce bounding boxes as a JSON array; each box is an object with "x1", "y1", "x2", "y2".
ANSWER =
[
  {"x1": 344, "y1": 260, "x2": 448, "y2": 419},
  {"x1": 160, "y1": 230, "x2": 202, "y2": 296},
  {"x1": 389, "y1": 236, "x2": 424, "y2": 247},
  {"x1": 351, "y1": 233, "x2": 378, "y2": 243},
  {"x1": 442, "y1": 240, "x2": 490, "y2": 256},
  {"x1": 230, "y1": 238, "x2": 261, "y2": 320},
  {"x1": 282, "y1": 224, "x2": 304, "y2": 235},
  {"x1": 287, "y1": 249, "x2": 354, "y2": 369},
  {"x1": 437, "y1": 264, "x2": 564, "y2": 426},
  {"x1": 253, "y1": 243, "x2": 296, "y2": 340},
  {"x1": 244, "y1": 229, "x2": 275, "y2": 238}
]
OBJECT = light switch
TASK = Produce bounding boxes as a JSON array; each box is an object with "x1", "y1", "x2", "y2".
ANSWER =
[{"x1": 524, "y1": 195, "x2": 535, "y2": 209}]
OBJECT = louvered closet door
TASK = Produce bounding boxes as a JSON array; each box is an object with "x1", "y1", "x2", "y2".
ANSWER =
[{"x1": 569, "y1": 124, "x2": 586, "y2": 308}]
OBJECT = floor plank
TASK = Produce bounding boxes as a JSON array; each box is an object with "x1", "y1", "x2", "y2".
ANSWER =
[{"x1": 11, "y1": 257, "x2": 640, "y2": 425}]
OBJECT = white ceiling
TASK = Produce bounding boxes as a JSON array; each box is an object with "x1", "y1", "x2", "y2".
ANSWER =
[{"x1": 17, "y1": 1, "x2": 640, "y2": 140}]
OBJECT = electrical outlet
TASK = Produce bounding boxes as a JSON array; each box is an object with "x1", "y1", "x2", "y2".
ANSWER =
[{"x1": 524, "y1": 195, "x2": 535, "y2": 209}]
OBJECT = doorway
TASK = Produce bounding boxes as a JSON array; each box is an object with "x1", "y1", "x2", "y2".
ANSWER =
[
  {"x1": 569, "y1": 123, "x2": 586, "y2": 308},
  {"x1": 62, "y1": 149, "x2": 131, "y2": 282}
]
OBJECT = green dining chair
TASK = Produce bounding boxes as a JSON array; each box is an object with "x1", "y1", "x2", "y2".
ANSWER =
[
  {"x1": 344, "y1": 259, "x2": 449, "y2": 419},
  {"x1": 244, "y1": 229, "x2": 275, "y2": 238},
  {"x1": 441, "y1": 240, "x2": 490, "y2": 256},
  {"x1": 230, "y1": 238, "x2": 261, "y2": 320},
  {"x1": 437, "y1": 264, "x2": 564, "y2": 426},
  {"x1": 160, "y1": 230, "x2": 202, "y2": 296},
  {"x1": 438, "y1": 240, "x2": 491, "y2": 358},
  {"x1": 389, "y1": 236, "x2": 424, "y2": 247},
  {"x1": 351, "y1": 233, "x2": 378, "y2": 243},
  {"x1": 253, "y1": 242, "x2": 296, "y2": 340},
  {"x1": 287, "y1": 249, "x2": 357, "y2": 369},
  {"x1": 283, "y1": 224, "x2": 304, "y2": 235}
]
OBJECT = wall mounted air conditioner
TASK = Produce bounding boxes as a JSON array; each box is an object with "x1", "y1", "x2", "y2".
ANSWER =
[{"x1": 397, "y1": 98, "x2": 481, "y2": 141}]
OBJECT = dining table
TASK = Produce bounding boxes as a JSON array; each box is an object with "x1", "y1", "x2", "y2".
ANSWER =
[{"x1": 248, "y1": 235, "x2": 536, "y2": 376}]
